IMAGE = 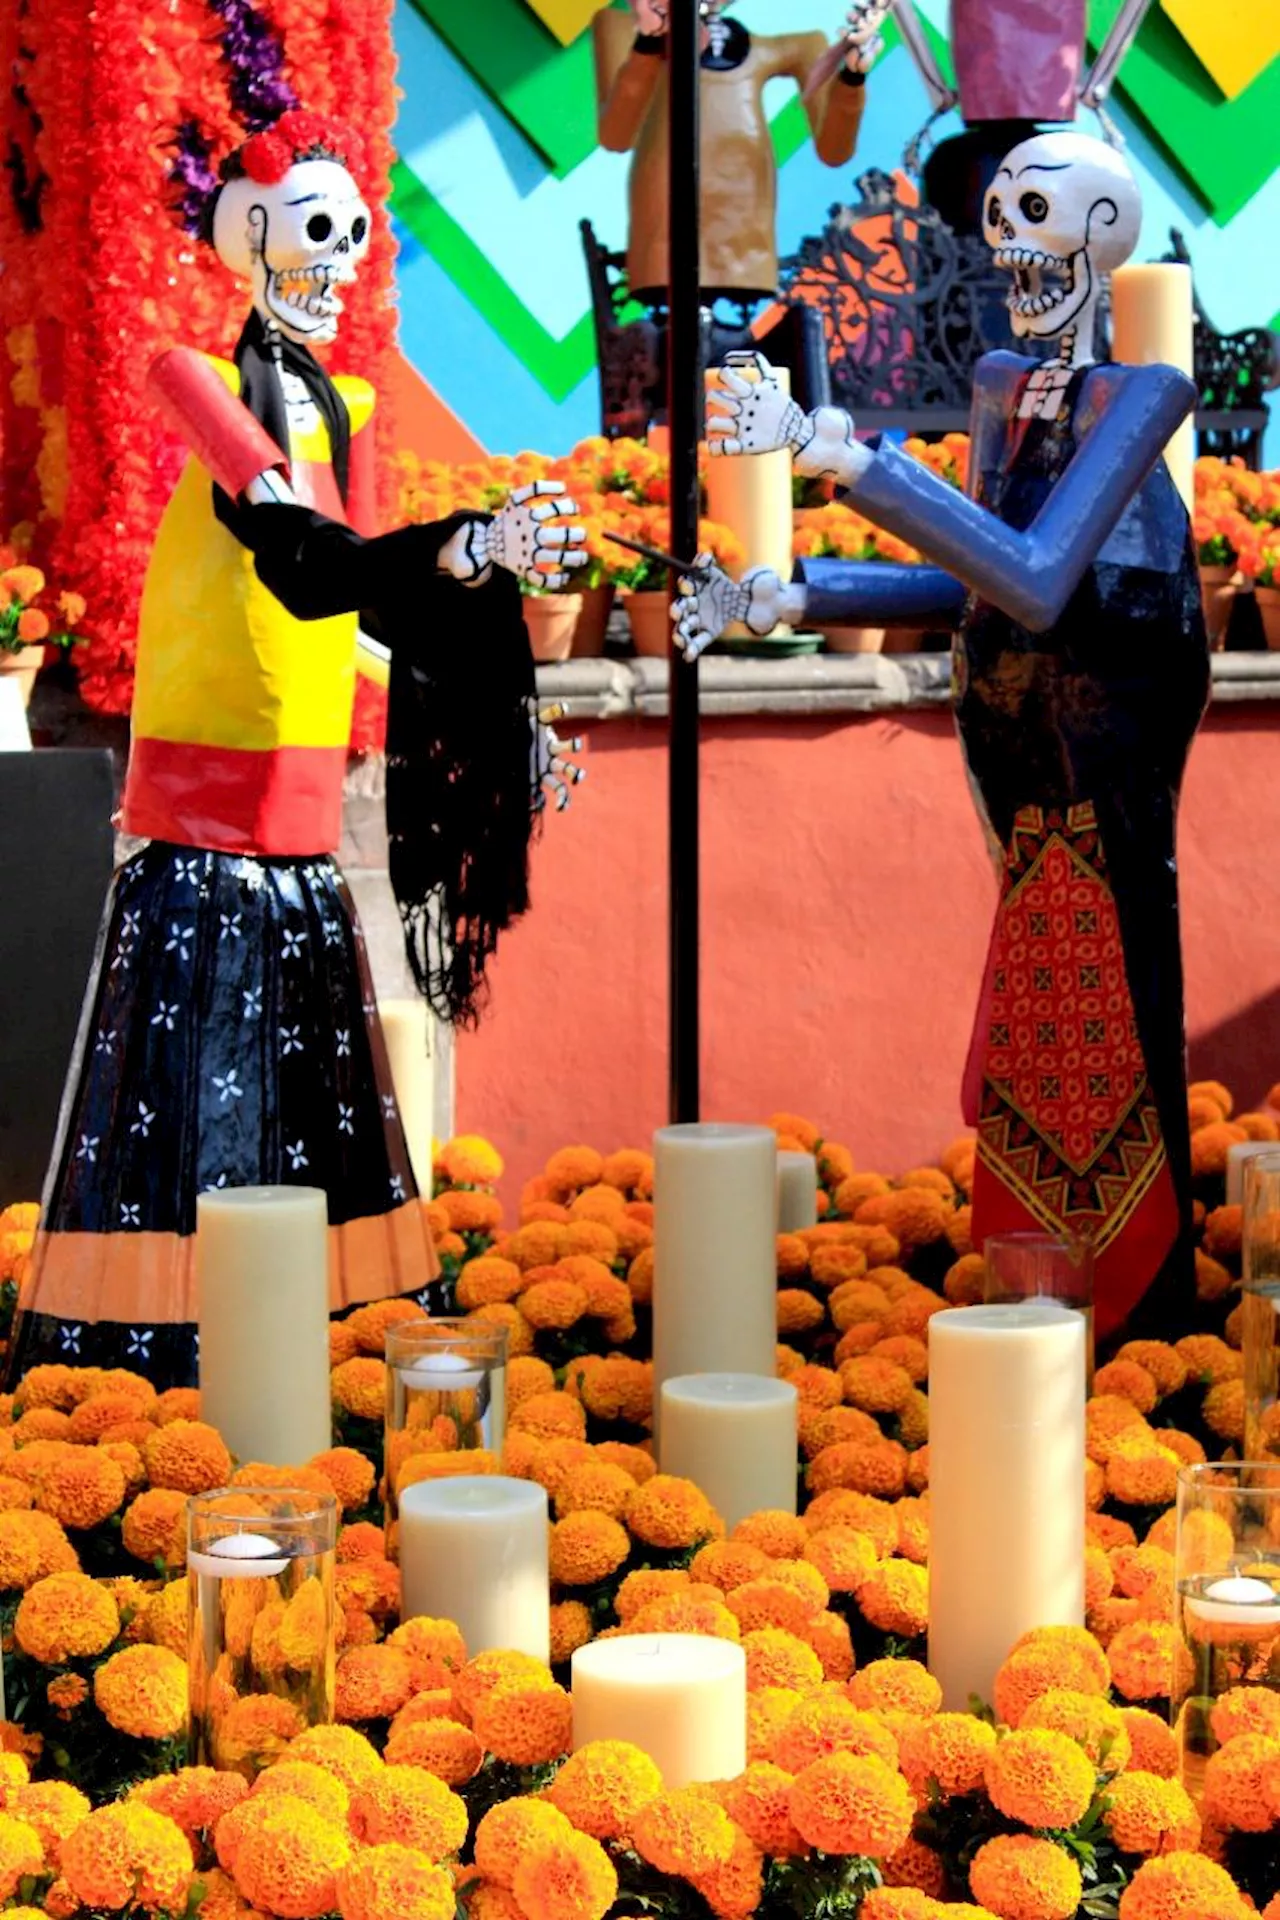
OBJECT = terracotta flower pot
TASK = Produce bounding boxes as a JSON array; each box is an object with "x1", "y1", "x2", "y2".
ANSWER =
[
  {"x1": 522, "y1": 592, "x2": 583, "y2": 664},
  {"x1": 821, "y1": 625, "x2": 885, "y2": 654},
  {"x1": 1257, "y1": 586, "x2": 1280, "y2": 651},
  {"x1": 571, "y1": 584, "x2": 615, "y2": 658},
  {"x1": 624, "y1": 590, "x2": 673, "y2": 658},
  {"x1": 883, "y1": 629, "x2": 926, "y2": 654},
  {"x1": 1199, "y1": 565, "x2": 1235, "y2": 650},
  {"x1": 0, "y1": 644, "x2": 45, "y2": 708}
]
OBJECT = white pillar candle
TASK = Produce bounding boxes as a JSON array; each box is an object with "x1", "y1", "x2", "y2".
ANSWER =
[
  {"x1": 398, "y1": 1476, "x2": 549, "y2": 1663},
  {"x1": 928, "y1": 1301, "x2": 1086, "y2": 1711},
  {"x1": 571, "y1": 1634, "x2": 747, "y2": 1788},
  {"x1": 1228, "y1": 1141, "x2": 1280, "y2": 1207},
  {"x1": 660, "y1": 1373, "x2": 798, "y2": 1531},
  {"x1": 777, "y1": 1151, "x2": 819, "y2": 1233},
  {"x1": 1110, "y1": 263, "x2": 1195, "y2": 511},
  {"x1": 378, "y1": 998, "x2": 435, "y2": 1193},
  {"x1": 653, "y1": 1125, "x2": 778, "y2": 1420},
  {"x1": 197, "y1": 1186, "x2": 332, "y2": 1467},
  {"x1": 705, "y1": 366, "x2": 794, "y2": 634}
]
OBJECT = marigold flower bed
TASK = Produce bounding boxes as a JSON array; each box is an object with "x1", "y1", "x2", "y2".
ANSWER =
[{"x1": 0, "y1": 1076, "x2": 1271, "y2": 1919}]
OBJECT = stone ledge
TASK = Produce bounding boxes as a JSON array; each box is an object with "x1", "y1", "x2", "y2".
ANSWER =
[{"x1": 534, "y1": 649, "x2": 1280, "y2": 721}]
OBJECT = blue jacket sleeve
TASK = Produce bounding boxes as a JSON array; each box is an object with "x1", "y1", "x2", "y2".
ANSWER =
[
  {"x1": 842, "y1": 362, "x2": 1196, "y2": 633},
  {"x1": 793, "y1": 558, "x2": 967, "y2": 628}
]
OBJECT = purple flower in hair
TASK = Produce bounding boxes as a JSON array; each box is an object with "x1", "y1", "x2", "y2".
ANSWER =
[{"x1": 166, "y1": 0, "x2": 298, "y2": 237}]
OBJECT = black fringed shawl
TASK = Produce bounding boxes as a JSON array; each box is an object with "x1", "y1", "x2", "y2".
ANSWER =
[{"x1": 226, "y1": 496, "x2": 540, "y2": 1028}]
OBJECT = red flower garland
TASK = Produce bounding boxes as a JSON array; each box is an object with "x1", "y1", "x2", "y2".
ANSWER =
[{"x1": 2, "y1": 0, "x2": 401, "y2": 743}]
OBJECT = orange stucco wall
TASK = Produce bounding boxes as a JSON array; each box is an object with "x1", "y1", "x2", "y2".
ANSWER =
[{"x1": 454, "y1": 706, "x2": 1280, "y2": 1207}]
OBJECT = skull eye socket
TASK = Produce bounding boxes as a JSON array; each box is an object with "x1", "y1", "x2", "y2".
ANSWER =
[
  {"x1": 985, "y1": 194, "x2": 1001, "y2": 228},
  {"x1": 306, "y1": 212, "x2": 334, "y2": 244},
  {"x1": 1018, "y1": 190, "x2": 1049, "y2": 224},
  {"x1": 351, "y1": 215, "x2": 369, "y2": 246}
]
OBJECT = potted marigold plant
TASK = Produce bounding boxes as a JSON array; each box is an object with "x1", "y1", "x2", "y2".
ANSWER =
[
  {"x1": 1236, "y1": 526, "x2": 1280, "y2": 649},
  {"x1": 611, "y1": 510, "x2": 746, "y2": 656},
  {"x1": 1192, "y1": 457, "x2": 1256, "y2": 648},
  {"x1": 793, "y1": 504, "x2": 884, "y2": 653},
  {"x1": 0, "y1": 551, "x2": 85, "y2": 706},
  {"x1": 550, "y1": 438, "x2": 680, "y2": 658}
]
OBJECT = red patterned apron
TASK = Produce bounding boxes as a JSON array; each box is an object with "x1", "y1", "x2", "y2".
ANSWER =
[{"x1": 964, "y1": 802, "x2": 1180, "y2": 1341}]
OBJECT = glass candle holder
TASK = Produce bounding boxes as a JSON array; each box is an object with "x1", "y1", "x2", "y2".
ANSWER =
[
  {"x1": 1175, "y1": 1462, "x2": 1280, "y2": 1798},
  {"x1": 983, "y1": 1231, "x2": 1095, "y2": 1388},
  {"x1": 1241, "y1": 1151, "x2": 1280, "y2": 1460},
  {"x1": 384, "y1": 1319, "x2": 509, "y2": 1551},
  {"x1": 187, "y1": 1486, "x2": 338, "y2": 1779}
]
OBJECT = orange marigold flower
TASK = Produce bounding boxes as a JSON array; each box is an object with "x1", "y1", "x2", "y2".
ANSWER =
[
  {"x1": 15, "y1": 1569, "x2": 119, "y2": 1663},
  {"x1": 1203, "y1": 1378, "x2": 1246, "y2": 1442},
  {"x1": 289, "y1": 1722, "x2": 384, "y2": 1790},
  {"x1": 627, "y1": 1591, "x2": 742, "y2": 1642},
  {"x1": 632, "y1": 1786, "x2": 737, "y2": 1875},
  {"x1": 508, "y1": 1355, "x2": 557, "y2": 1409},
  {"x1": 331, "y1": 1358, "x2": 388, "y2": 1421},
  {"x1": 13, "y1": 1779, "x2": 89, "y2": 1865},
  {"x1": 335, "y1": 1644, "x2": 416, "y2": 1723},
  {"x1": 719, "y1": 1761, "x2": 807, "y2": 1857},
  {"x1": 384, "y1": 1717, "x2": 484, "y2": 1784},
  {"x1": 388, "y1": 1614, "x2": 467, "y2": 1684},
  {"x1": 809, "y1": 1438, "x2": 909, "y2": 1501},
  {"x1": 849, "y1": 1658, "x2": 942, "y2": 1718},
  {"x1": 1175, "y1": 1333, "x2": 1241, "y2": 1384},
  {"x1": 144, "y1": 1419, "x2": 232, "y2": 1494},
  {"x1": 1085, "y1": 1395, "x2": 1150, "y2": 1465},
  {"x1": 130, "y1": 1766, "x2": 246, "y2": 1841},
  {"x1": 861, "y1": 1893, "x2": 940, "y2": 1920},
  {"x1": 0, "y1": 1512, "x2": 44, "y2": 1591},
  {"x1": 727, "y1": 1577, "x2": 825, "y2": 1638},
  {"x1": 600, "y1": 1148, "x2": 653, "y2": 1195},
  {"x1": 339, "y1": 1520, "x2": 390, "y2": 1563},
  {"x1": 1117, "y1": 1709, "x2": 1177, "y2": 1779},
  {"x1": 1094, "y1": 1360, "x2": 1159, "y2": 1414},
  {"x1": 994, "y1": 1640, "x2": 1109, "y2": 1729},
  {"x1": 743, "y1": 1627, "x2": 824, "y2": 1693},
  {"x1": 1212, "y1": 1686, "x2": 1280, "y2": 1746},
  {"x1": 252, "y1": 1763, "x2": 351, "y2": 1833},
  {"x1": 309, "y1": 1447, "x2": 376, "y2": 1513},
  {"x1": 690, "y1": 1539, "x2": 772, "y2": 1591},
  {"x1": 777, "y1": 1288, "x2": 825, "y2": 1336},
  {"x1": 348, "y1": 1764, "x2": 468, "y2": 1858},
  {"x1": 45, "y1": 1672, "x2": 89, "y2": 1717},
  {"x1": 549, "y1": 1510, "x2": 630, "y2": 1586},
  {"x1": 899, "y1": 1713, "x2": 996, "y2": 1798},
  {"x1": 1118, "y1": 1851, "x2": 1248, "y2": 1920},
  {"x1": 969, "y1": 1835, "x2": 1082, "y2": 1920},
  {"x1": 232, "y1": 1796, "x2": 352, "y2": 1918},
  {"x1": 455, "y1": 1256, "x2": 523, "y2": 1312},
  {"x1": 1115, "y1": 1342, "x2": 1188, "y2": 1398},
  {"x1": 748, "y1": 1686, "x2": 804, "y2": 1763},
  {"x1": 1203, "y1": 1732, "x2": 1280, "y2": 1833},
  {"x1": 512, "y1": 1827, "x2": 618, "y2": 1920},
  {"x1": 1104, "y1": 1771, "x2": 1200, "y2": 1855},
  {"x1": 1020, "y1": 1688, "x2": 1129, "y2": 1774},
  {"x1": 693, "y1": 1825, "x2": 764, "y2": 1920},
  {"x1": 472, "y1": 1680, "x2": 572, "y2": 1766},
  {"x1": 549, "y1": 1599, "x2": 594, "y2": 1665},
  {"x1": 984, "y1": 1727, "x2": 1095, "y2": 1829},
  {"x1": 62, "y1": 1803, "x2": 193, "y2": 1913},
  {"x1": 548, "y1": 1738, "x2": 662, "y2": 1840},
  {"x1": 1108, "y1": 1621, "x2": 1191, "y2": 1704},
  {"x1": 555, "y1": 1461, "x2": 637, "y2": 1522},
  {"x1": 733, "y1": 1509, "x2": 809, "y2": 1560},
  {"x1": 438, "y1": 1134, "x2": 505, "y2": 1186},
  {"x1": 36, "y1": 1449, "x2": 127, "y2": 1531},
  {"x1": 773, "y1": 1695, "x2": 898, "y2": 1773},
  {"x1": 337, "y1": 1841, "x2": 456, "y2": 1920},
  {"x1": 840, "y1": 1355, "x2": 915, "y2": 1416},
  {"x1": 789, "y1": 1749, "x2": 913, "y2": 1856},
  {"x1": 1202, "y1": 1207, "x2": 1243, "y2": 1263},
  {"x1": 511, "y1": 1392, "x2": 588, "y2": 1443},
  {"x1": 93, "y1": 1643, "x2": 187, "y2": 1740},
  {"x1": 453, "y1": 1647, "x2": 554, "y2": 1720},
  {"x1": 805, "y1": 1489, "x2": 900, "y2": 1553},
  {"x1": 1191, "y1": 1122, "x2": 1248, "y2": 1178},
  {"x1": 625, "y1": 1473, "x2": 719, "y2": 1550},
  {"x1": 615, "y1": 1567, "x2": 692, "y2": 1620},
  {"x1": 882, "y1": 1839, "x2": 947, "y2": 1898},
  {"x1": 474, "y1": 1798, "x2": 574, "y2": 1888},
  {"x1": 13, "y1": 1365, "x2": 77, "y2": 1414},
  {"x1": 857, "y1": 1560, "x2": 928, "y2": 1637}
]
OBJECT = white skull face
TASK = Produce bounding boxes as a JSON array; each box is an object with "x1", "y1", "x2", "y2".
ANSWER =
[
  {"x1": 211, "y1": 158, "x2": 371, "y2": 346},
  {"x1": 983, "y1": 132, "x2": 1142, "y2": 342}
]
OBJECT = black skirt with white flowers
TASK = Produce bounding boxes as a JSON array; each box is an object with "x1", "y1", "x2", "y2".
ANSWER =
[{"x1": 7, "y1": 841, "x2": 437, "y2": 1388}]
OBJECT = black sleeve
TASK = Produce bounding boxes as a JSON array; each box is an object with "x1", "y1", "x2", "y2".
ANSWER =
[{"x1": 229, "y1": 502, "x2": 489, "y2": 625}]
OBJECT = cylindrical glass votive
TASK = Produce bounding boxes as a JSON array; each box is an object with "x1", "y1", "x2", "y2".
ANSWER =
[
  {"x1": 1241, "y1": 1152, "x2": 1280, "y2": 1460},
  {"x1": 1175, "y1": 1462, "x2": 1280, "y2": 1798},
  {"x1": 384, "y1": 1319, "x2": 509, "y2": 1543},
  {"x1": 983, "y1": 1231, "x2": 1095, "y2": 1388},
  {"x1": 399, "y1": 1475, "x2": 549, "y2": 1664},
  {"x1": 187, "y1": 1487, "x2": 338, "y2": 1778}
]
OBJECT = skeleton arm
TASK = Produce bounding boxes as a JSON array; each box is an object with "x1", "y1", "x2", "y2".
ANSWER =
[
  {"x1": 792, "y1": 2, "x2": 887, "y2": 167},
  {"x1": 841, "y1": 361, "x2": 1196, "y2": 632}
]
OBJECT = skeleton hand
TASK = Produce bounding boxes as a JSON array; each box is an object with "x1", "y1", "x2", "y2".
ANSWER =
[
  {"x1": 530, "y1": 702, "x2": 585, "y2": 813},
  {"x1": 670, "y1": 558, "x2": 788, "y2": 661},
  {"x1": 629, "y1": 0, "x2": 668, "y2": 31},
  {"x1": 486, "y1": 482, "x2": 588, "y2": 591},
  {"x1": 843, "y1": 0, "x2": 890, "y2": 72},
  {"x1": 708, "y1": 354, "x2": 872, "y2": 487}
]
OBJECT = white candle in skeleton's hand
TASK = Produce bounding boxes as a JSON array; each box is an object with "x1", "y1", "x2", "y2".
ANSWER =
[
  {"x1": 187, "y1": 1532, "x2": 289, "y2": 1579},
  {"x1": 1185, "y1": 1575, "x2": 1280, "y2": 1625},
  {"x1": 400, "y1": 1351, "x2": 485, "y2": 1392}
]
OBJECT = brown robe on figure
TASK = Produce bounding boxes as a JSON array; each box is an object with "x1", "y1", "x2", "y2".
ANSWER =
[{"x1": 593, "y1": 11, "x2": 866, "y2": 300}]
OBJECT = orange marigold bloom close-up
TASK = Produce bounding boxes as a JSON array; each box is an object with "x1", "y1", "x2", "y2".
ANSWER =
[
  {"x1": 788, "y1": 1749, "x2": 914, "y2": 1857},
  {"x1": 1118, "y1": 1851, "x2": 1249, "y2": 1920},
  {"x1": 93, "y1": 1644, "x2": 188, "y2": 1740},
  {"x1": 144, "y1": 1419, "x2": 233, "y2": 1494},
  {"x1": 546, "y1": 1738, "x2": 662, "y2": 1840},
  {"x1": 549, "y1": 1510, "x2": 631, "y2": 1587},
  {"x1": 14, "y1": 1569, "x2": 119, "y2": 1664},
  {"x1": 512, "y1": 1827, "x2": 619, "y2": 1920},
  {"x1": 625, "y1": 1473, "x2": 719, "y2": 1550},
  {"x1": 337, "y1": 1841, "x2": 456, "y2": 1920},
  {"x1": 969, "y1": 1835, "x2": 1082, "y2": 1920},
  {"x1": 632, "y1": 1786, "x2": 737, "y2": 1876},
  {"x1": 474, "y1": 1798, "x2": 575, "y2": 1890},
  {"x1": 984, "y1": 1727, "x2": 1096, "y2": 1830},
  {"x1": 472, "y1": 1679, "x2": 573, "y2": 1767},
  {"x1": 349, "y1": 1764, "x2": 469, "y2": 1858},
  {"x1": 1104, "y1": 1771, "x2": 1200, "y2": 1856},
  {"x1": 62, "y1": 1802, "x2": 193, "y2": 1914},
  {"x1": 36, "y1": 1449, "x2": 127, "y2": 1530}
]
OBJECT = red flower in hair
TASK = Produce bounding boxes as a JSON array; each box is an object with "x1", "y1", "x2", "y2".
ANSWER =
[{"x1": 240, "y1": 109, "x2": 363, "y2": 185}]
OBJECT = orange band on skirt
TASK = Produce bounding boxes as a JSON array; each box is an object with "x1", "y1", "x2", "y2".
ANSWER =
[{"x1": 22, "y1": 1201, "x2": 439, "y2": 1329}]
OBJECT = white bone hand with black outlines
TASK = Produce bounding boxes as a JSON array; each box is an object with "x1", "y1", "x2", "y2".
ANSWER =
[
  {"x1": 842, "y1": 0, "x2": 890, "y2": 71},
  {"x1": 706, "y1": 353, "x2": 871, "y2": 486},
  {"x1": 670, "y1": 557, "x2": 803, "y2": 661},
  {"x1": 531, "y1": 701, "x2": 586, "y2": 812}
]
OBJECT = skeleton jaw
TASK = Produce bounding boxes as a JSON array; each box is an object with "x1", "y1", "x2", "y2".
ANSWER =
[
  {"x1": 993, "y1": 244, "x2": 1093, "y2": 345},
  {"x1": 258, "y1": 262, "x2": 351, "y2": 345}
]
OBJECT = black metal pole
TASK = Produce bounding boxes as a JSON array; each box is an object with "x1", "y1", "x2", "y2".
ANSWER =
[{"x1": 667, "y1": 0, "x2": 701, "y2": 1124}]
